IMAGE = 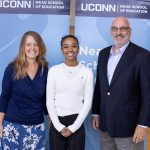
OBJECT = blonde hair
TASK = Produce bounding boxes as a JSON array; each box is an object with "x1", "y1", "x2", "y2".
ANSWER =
[{"x1": 11, "y1": 31, "x2": 47, "y2": 79}]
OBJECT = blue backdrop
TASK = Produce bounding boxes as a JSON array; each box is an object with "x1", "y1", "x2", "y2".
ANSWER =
[
  {"x1": 0, "y1": 13, "x2": 69, "y2": 150},
  {"x1": 75, "y1": 1, "x2": 150, "y2": 150}
]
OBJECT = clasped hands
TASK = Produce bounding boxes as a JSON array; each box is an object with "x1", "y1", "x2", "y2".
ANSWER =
[{"x1": 61, "y1": 127, "x2": 72, "y2": 137}]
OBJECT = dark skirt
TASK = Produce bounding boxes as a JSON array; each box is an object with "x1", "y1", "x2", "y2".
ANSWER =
[{"x1": 0, "y1": 120, "x2": 45, "y2": 150}]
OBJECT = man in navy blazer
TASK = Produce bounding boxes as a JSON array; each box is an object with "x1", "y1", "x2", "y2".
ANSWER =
[{"x1": 92, "y1": 16, "x2": 150, "y2": 150}]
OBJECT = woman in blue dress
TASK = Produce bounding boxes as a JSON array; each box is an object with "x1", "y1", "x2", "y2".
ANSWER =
[{"x1": 0, "y1": 31, "x2": 48, "y2": 149}]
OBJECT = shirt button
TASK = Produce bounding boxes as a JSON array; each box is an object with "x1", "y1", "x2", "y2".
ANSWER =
[{"x1": 107, "y1": 92, "x2": 110, "y2": 95}]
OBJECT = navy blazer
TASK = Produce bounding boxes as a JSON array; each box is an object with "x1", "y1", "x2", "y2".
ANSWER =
[{"x1": 92, "y1": 42, "x2": 150, "y2": 137}]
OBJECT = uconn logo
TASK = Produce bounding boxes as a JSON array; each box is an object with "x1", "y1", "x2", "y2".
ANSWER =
[
  {"x1": 0, "y1": 0, "x2": 32, "y2": 8},
  {"x1": 81, "y1": 3, "x2": 116, "y2": 12}
]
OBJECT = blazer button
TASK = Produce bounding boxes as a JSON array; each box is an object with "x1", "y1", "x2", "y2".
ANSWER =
[{"x1": 107, "y1": 92, "x2": 110, "y2": 95}]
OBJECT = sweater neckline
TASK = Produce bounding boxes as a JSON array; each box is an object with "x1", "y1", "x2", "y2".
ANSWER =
[{"x1": 61, "y1": 63, "x2": 82, "y2": 80}]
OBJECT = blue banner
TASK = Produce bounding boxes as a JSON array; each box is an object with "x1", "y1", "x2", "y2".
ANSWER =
[
  {"x1": 0, "y1": 0, "x2": 70, "y2": 14},
  {"x1": 76, "y1": 0, "x2": 150, "y2": 19}
]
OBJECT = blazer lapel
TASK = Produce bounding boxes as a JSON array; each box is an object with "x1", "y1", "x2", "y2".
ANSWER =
[
  {"x1": 101, "y1": 48, "x2": 110, "y2": 89},
  {"x1": 109, "y1": 42, "x2": 135, "y2": 88}
]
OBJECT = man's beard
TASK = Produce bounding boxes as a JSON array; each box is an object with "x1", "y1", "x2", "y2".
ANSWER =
[{"x1": 114, "y1": 34, "x2": 129, "y2": 47}]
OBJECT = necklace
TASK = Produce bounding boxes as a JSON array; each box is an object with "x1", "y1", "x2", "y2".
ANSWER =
[{"x1": 63, "y1": 63, "x2": 80, "y2": 79}]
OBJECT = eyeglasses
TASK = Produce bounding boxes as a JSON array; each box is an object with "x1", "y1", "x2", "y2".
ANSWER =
[{"x1": 111, "y1": 26, "x2": 129, "y2": 32}]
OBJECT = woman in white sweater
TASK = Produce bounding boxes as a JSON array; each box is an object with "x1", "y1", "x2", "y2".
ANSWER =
[{"x1": 46, "y1": 35, "x2": 94, "y2": 150}]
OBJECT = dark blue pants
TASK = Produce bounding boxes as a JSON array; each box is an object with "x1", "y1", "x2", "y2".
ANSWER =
[{"x1": 49, "y1": 114, "x2": 85, "y2": 150}]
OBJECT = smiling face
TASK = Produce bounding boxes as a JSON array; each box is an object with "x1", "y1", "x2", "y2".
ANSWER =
[
  {"x1": 61, "y1": 36, "x2": 79, "y2": 66},
  {"x1": 24, "y1": 35, "x2": 39, "y2": 62},
  {"x1": 111, "y1": 17, "x2": 131, "y2": 48}
]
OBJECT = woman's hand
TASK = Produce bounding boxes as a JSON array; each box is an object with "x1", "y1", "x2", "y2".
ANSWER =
[
  {"x1": 0, "y1": 123, "x2": 3, "y2": 138},
  {"x1": 61, "y1": 127, "x2": 72, "y2": 137}
]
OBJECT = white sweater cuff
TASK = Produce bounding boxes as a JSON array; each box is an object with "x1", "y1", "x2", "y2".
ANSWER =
[
  {"x1": 68, "y1": 124, "x2": 79, "y2": 133},
  {"x1": 54, "y1": 123, "x2": 66, "y2": 132}
]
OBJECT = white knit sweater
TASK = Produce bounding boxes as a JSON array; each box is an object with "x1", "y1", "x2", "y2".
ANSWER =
[{"x1": 46, "y1": 63, "x2": 94, "y2": 133}]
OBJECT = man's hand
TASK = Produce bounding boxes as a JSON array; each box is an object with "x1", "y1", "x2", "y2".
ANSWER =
[
  {"x1": 92, "y1": 116, "x2": 100, "y2": 131},
  {"x1": 133, "y1": 125, "x2": 148, "y2": 143}
]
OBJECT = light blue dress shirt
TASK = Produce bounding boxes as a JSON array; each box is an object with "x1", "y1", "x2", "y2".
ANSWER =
[{"x1": 107, "y1": 42, "x2": 129, "y2": 85}]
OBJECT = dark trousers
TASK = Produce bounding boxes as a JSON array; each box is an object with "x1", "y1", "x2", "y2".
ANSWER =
[{"x1": 49, "y1": 114, "x2": 85, "y2": 150}]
